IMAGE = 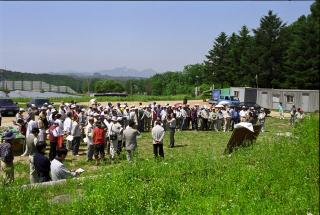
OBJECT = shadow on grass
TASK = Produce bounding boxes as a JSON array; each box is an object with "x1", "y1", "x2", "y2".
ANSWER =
[{"x1": 173, "y1": 144, "x2": 188, "y2": 148}]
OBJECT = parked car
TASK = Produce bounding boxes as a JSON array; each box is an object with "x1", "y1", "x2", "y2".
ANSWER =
[
  {"x1": 0, "y1": 98, "x2": 19, "y2": 116},
  {"x1": 27, "y1": 98, "x2": 53, "y2": 109},
  {"x1": 208, "y1": 96, "x2": 240, "y2": 106},
  {"x1": 238, "y1": 102, "x2": 271, "y2": 116}
]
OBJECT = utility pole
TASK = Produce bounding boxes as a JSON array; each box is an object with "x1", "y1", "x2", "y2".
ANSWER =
[{"x1": 87, "y1": 78, "x2": 90, "y2": 95}]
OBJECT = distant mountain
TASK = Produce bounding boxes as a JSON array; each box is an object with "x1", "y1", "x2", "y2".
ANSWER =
[
  {"x1": 55, "y1": 67, "x2": 157, "y2": 78},
  {"x1": 97, "y1": 67, "x2": 157, "y2": 78}
]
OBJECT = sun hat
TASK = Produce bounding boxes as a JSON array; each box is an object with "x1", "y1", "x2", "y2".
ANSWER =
[{"x1": 3, "y1": 131, "x2": 15, "y2": 140}]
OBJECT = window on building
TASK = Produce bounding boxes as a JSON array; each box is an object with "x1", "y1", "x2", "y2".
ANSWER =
[
  {"x1": 234, "y1": 91, "x2": 239, "y2": 97},
  {"x1": 286, "y1": 95, "x2": 294, "y2": 103}
]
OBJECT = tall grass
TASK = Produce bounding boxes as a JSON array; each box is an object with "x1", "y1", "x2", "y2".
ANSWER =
[{"x1": 0, "y1": 116, "x2": 318, "y2": 214}]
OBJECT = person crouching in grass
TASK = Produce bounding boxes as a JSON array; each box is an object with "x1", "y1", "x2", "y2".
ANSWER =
[
  {"x1": 0, "y1": 131, "x2": 15, "y2": 185},
  {"x1": 50, "y1": 148, "x2": 79, "y2": 181},
  {"x1": 93, "y1": 121, "x2": 106, "y2": 165}
]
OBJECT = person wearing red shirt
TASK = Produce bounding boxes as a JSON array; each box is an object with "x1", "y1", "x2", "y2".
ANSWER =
[{"x1": 93, "y1": 121, "x2": 106, "y2": 165}]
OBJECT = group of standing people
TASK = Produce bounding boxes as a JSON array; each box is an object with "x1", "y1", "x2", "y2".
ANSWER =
[
  {"x1": 278, "y1": 102, "x2": 305, "y2": 125},
  {"x1": 1, "y1": 99, "x2": 269, "y2": 185}
]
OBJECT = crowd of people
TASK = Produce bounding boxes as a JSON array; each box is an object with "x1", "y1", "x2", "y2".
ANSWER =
[{"x1": 0, "y1": 98, "x2": 272, "y2": 185}]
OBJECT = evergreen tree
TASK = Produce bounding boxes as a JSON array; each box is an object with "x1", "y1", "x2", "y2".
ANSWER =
[
  {"x1": 284, "y1": 1, "x2": 319, "y2": 89},
  {"x1": 204, "y1": 32, "x2": 230, "y2": 88},
  {"x1": 253, "y1": 10, "x2": 288, "y2": 88}
]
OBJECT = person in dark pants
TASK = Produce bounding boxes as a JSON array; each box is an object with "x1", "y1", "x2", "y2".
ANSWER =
[
  {"x1": 71, "y1": 117, "x2": 81, "y2": 156},
  {"x1": 151, "y1": 120, "x2": 165, "y2": 158},
  {"x1": 167, "y1": 114, "x2": 176, "y2": 148},
  {"x1": 33, "y1": 142, "x2": 51, "y2": 182},
  {"x1": 93, "y1": 121, "x2": 106, "y2": 165},
  {"x1": 48, "y1": 121, "x2": 58, "y2": 160}
]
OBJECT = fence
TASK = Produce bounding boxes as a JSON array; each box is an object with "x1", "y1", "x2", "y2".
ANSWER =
[{"x1": 0, "y1": 80, "x2": 77, "y2": 94}]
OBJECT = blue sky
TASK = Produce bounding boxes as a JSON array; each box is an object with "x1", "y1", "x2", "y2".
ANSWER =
[{"x1": 0, "y1": 1, "x2": 314, "y2": 74}]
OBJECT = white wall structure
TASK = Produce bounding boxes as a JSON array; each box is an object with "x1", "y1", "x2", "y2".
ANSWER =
[
  {"x1": 229, "y1": 87, "x2": 319, "y2": 112},
  {"x1": 0, "y1": 80, "x2": 77, "y2": 94}
]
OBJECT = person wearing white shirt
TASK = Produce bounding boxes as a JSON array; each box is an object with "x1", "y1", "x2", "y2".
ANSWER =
[
  {"x1": 26, "y1": 114, "x2": 38, "y2": 137},
  {"x1": 115, "y1": 118, "x2": 124, "y2": 156},
  {"x1": 85, "y1": 118, "x2": 95, "y2": 161},
  {"x1": 71, "y1": 117, "x2": 81, "y2": 156},
  {"x1": 222, "y1": 107, "x2": 231, "y2": 132},
  {"x1": 46, "y1": 105, "x2": 53, "y2": 122},
  {"x1": 239, "y1": 106, "x2": 248, "y2": 122},
  {"x1": 51, "y1": 149, "x2": 78, "y2": 181},
  {"x1": 58, "y1": 105, "x2": 66, "y2": 121},
  {"x1": 63, "y1": 112, "x2": 73, "y2": 150},
  {"x1": 180, "y1": 107, "x2": 187, "y2": 130},
  {"x1": 151, "y1": 120, "x2": 165, "y2": 158},
  {"x1": 129, "y1": 108, "x2": 138, "y2": 126},
  {"x1": 258, "y1": 108, "x2": 266, "y2": 132},
  {"x1": 108, "y1": 117, "x2": 122, "y2": 160}
]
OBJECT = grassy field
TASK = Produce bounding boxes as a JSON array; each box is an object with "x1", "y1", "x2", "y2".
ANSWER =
[{"x1": 0, "y1": 116, "x2": 318, "y2": 214}]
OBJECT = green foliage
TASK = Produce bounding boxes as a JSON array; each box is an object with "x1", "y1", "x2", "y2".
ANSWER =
[
  {"x1": 94, "y1": 80, "x2": 125, "y2": 93},
  {"x1": 283, "y1": 0, "x2": 320, "y2": 89}
]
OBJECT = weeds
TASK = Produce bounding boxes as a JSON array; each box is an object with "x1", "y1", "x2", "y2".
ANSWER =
[{"x1": 0, "y1": 116, "x2": 318, "y2": 214}]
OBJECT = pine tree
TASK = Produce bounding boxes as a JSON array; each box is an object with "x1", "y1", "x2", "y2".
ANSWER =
[
  {"x1": 204, "y1": 32, "x2": 230, "y2": 88},
  {"x1": 253, "y1": 10, "x2": 288, "y2": 88},
  {"x1": 284, "y1": 0, "x2": 319, "y2": 89}
]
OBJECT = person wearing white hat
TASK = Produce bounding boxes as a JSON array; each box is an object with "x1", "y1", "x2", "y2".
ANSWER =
[
  {"x1": 47, "y1": 120, "x2": 61, "y2": 160},
  {"x1": 200, "y1": 105, "x2": 209, "y2": 131},
  {"x1": 58, "y1": 104, "x2": 66, "y2": 121},
  {"x1": 222, "y1": 106, "x2": 231, "y2": 132},
  {"x1": 248, "y1": 107, "x2": 258, "y2": 124},
  {"x1": 137, "y1": 105, "x2": 145, "y2": 132},
  {"x1": 63, "y1": 112, "x2": 73, "y2": 150},
  {"x1": 115, "y1": 117, "x2": 124, "y2": 156},
  {"x1": 258, "y1": 108, "x2": 266, "y2": 132},
  {"x1": 239, "y1": 106, "x2": 248, "y2": 122},
  {"x1": 15, "y1": 108, "x2": 25, "y2": 122},
  {"x1": 129, "y1": 107, "x2": 138, "y2": 126},
  {"x1": 144, "y1": 106, "x2": 152, "y2": 132},
  {"x1": 46, "y1": 105, "x2": 53, "y2": 123},
  {"x1": 108, "y1": 116, "x2": 122, "y2": 160},
  {"x1": 122, "y1": 106, "x2": 130, "y2": 128},
  {"x1": 160, "y1": 106, "x2": 168, "y2": 131},
  {"x1": 215, "y1": 106, "x2": 223, "y2": 131},
  {"x1": 84, "y1": 117, "x2": 95, "y2": 161}
]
